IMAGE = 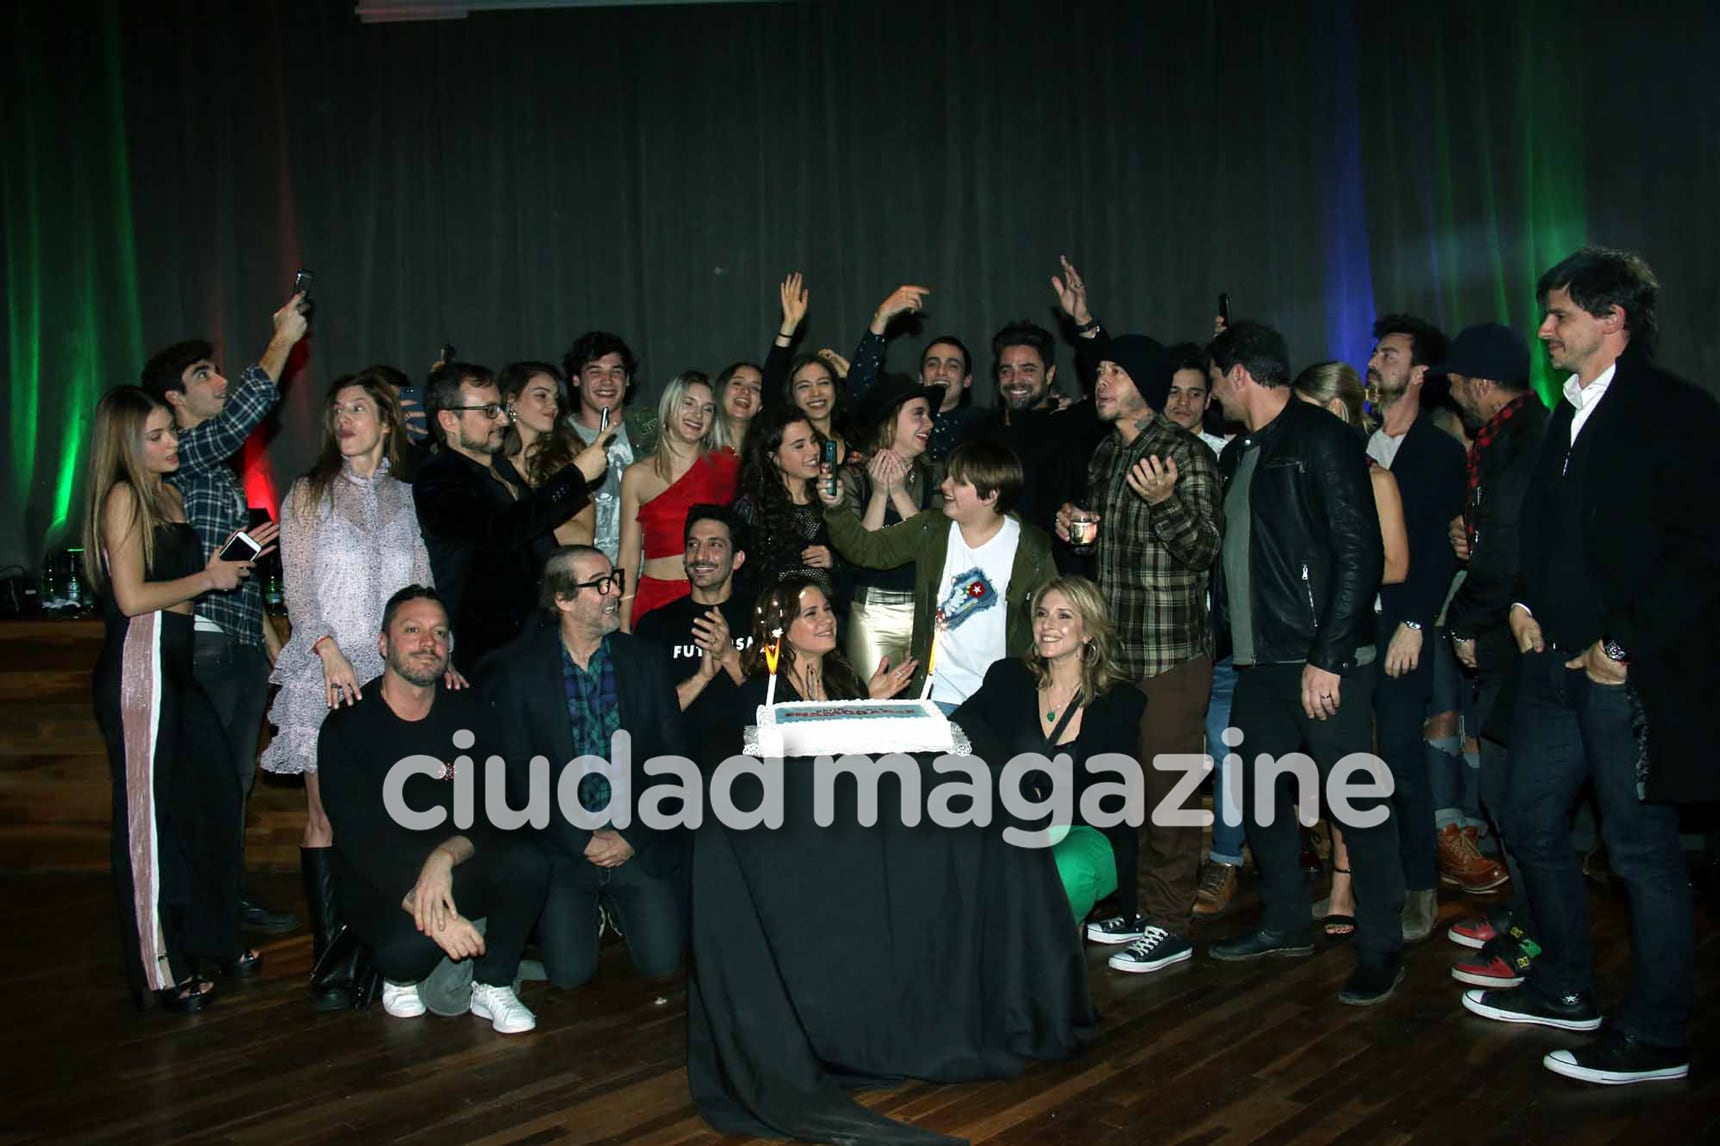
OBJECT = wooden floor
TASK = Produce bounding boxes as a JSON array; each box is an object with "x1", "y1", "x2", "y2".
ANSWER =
[{"x1": 8, "y1": 863, "x2": 1716, "y2": 1146}]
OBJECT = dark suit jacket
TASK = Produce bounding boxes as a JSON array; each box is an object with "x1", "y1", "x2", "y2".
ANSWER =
[
  {"x1": 1379, "y1": 413, "x2": 1466, "y2": 632},
  {"x1": 1517, "y1": 348, "x2": 1720, "y2": 802},
  {"x1": 480, "y1": 619, "x2": 690, "y2": 875},
  {"x1": 413, "y1": 449, "x2": 591, "y2": 667}
]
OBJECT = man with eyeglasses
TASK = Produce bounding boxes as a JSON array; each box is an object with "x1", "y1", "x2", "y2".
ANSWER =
[
  {"x1": 483, "y1": 546, "x2": 689, "y2": 988},
  {"x1": 415, "y1": 362, "x2": 614, "y2": 669}
]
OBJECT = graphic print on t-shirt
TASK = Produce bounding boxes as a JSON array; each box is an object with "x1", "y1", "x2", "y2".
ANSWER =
[{"x1": 936, "y1": 566, "x2": 999, "y2": 631}]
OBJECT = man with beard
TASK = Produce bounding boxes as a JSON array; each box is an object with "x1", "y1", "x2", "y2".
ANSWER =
[
  {"x1": 318, "y1": 586, "x2": 550, "y2": 1033},
  {"x1": 1433, "y1": 322, "x2": 1549, "y2": 988},
  {"x1": 415, "y1": 362, "x2": 613, "y2": 668},
  {"x1": 565, "y1": 332, "x2": 660, "y2": 562},
  {"x1": 1047, "y1": 304, "x2": 1220, "y2": 974},
  {"x1": 842, "y1": 284, "x2": 986, "y2": 461},
  {"x1": 1203, "y1": 321, "x2": 1401, "y2": 1006},
  {"x1": 483, "y1": 547, "x2": 690, "y2": 989},
  {"x1": 973, "y1": 319, "x2": 1105, "y2": 563},
  {"x1": 1462, "y1": 247, "x2": 1719, "y2": 1085},
  {"x1": 1363, "y1": 315, "x2": 1466, "y2": 943},
  {"x1": 632, "y1": 505, "x2": 755, "y2": 760}
]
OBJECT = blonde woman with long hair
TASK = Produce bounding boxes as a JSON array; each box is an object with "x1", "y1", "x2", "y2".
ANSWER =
[
  {"x1": 617, "y1": 371, "x2": 739, "y2": 629},
  {"x1": 84, "y1": 386, "x2": 272, "y2": 1012},
  {"x1": 951, "y1": 577, "x2": 1153, "y2": 948}
]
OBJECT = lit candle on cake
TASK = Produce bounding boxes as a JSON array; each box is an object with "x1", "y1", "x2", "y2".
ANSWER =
[
  {"x1": 763, "y1": 627, "x2": 783, "y2": 708},
  {"x1": 919, "y1": 625, "x2": 939, "y2": 700}
]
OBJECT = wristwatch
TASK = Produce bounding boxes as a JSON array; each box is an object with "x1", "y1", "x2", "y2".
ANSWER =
[
  {"x1": 1402, "y1": 620, "x2": 1423, "y2": 631},
  {"x1": 1602, "y1": 638, "x2": 1629, "y2": 663}
]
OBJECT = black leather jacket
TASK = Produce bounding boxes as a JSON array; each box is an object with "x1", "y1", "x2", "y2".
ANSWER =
[{"x1": 1212, "y1": 399, "x2": 1383, "y2": 672}]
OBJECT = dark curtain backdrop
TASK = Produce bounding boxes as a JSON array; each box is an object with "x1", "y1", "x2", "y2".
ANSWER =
[{"x1": 4, "y1": 0, "x2": 1717, "y2": 570}]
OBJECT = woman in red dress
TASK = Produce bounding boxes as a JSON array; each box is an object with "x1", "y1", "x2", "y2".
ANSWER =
[{"x1": 618, "y1": 372, "x2": 739, "y2": 628}]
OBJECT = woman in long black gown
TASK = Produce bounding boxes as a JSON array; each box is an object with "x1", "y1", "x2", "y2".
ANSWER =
[
  {"x1": 688, "y1": 578, "x2": 1096, "y2": 1145},
  {"x1": 83, "y1": 387, "x2": 265, "y2": 1011}
]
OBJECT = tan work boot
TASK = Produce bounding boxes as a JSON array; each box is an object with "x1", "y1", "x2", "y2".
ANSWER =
[
  {"x1": 1193, "y1": 860, "x2": 1238, "y2": 917},
  {"x1": 1437, "y1": 823, "x2": 1510, "y2": 893}
]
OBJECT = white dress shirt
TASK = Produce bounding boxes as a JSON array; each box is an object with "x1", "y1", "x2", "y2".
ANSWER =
[{"x1": 1564, "y1": 362, "x2": 1617, "y2": 444}]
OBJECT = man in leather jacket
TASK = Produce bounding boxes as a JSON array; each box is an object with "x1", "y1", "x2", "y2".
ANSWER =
[{"x1": 1202, "y1": 321, "x2": 1404, "y2": 1006}]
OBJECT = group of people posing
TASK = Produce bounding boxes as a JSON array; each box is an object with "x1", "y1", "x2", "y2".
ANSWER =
[{"x1": 85, "y1": 245, "x2": 1716, "y2": 1087}]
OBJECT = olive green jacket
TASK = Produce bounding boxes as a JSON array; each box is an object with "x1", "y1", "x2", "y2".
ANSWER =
[{"x1": 824, "y1": 504, "x2": 1056, "y2": 695}]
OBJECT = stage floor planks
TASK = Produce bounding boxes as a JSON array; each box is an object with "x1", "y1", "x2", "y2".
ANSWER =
[{"x1": 8, "y1": 867, "x2": 1716, "y2": 1145}]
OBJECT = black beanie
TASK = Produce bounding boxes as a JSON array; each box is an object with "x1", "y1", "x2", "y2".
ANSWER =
[{"x1": 1103, "y1": 334, "x2": 1170, "y2": 412}]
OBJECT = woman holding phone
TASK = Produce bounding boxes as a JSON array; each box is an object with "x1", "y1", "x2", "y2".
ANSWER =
[
  {"x1": 499, "y1": 361, "x2": 598, "y2": 547},
  {"x1": 259, "y1": 369, "x2": 441, "y2": 1008},
  {"x1": 84, "y1": 386, "x2": 269, "y2": 1012}
]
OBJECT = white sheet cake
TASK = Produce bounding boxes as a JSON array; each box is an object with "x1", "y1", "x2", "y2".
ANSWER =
[{"x1": 751, "y1": 699, "x2": 958, "y2": 758}]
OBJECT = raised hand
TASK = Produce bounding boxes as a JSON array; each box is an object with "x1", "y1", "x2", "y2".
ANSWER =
[
  {"x1": 572, "y1": 428, "x2": 618, "y2": 484},
  {"x1": 779, "y1": 272, "x2": 809, "y2": 337},
  {"x1": 1050, "y1": 255, "x2": 1093, "y2": 327},
  {"x1": 870, "y1": 284, "x2": 931, "y2": 335},
  {"x1": 816, "y1": 348, "x2": 851, "y2": 379},
  {"x1": 273, "y1": 293, "x2": 310, "y2": 347}
]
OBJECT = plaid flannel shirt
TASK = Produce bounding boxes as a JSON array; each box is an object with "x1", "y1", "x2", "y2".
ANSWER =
[
  {"x1": 562, "y1": 637, "x2": 621, "y2": 811},
  {"x1": 1088, "y1": 414, "x2": 1222, "y2": 678},
  {"x1": 167, "y1": 363, "x2": 278, "y2": 647}
]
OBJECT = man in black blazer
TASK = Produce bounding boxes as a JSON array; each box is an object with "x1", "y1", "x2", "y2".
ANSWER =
[
  {"x1": 481, "y1": 546, "x2": 690, "y2": 989},
  {"x1": 1364, "y1": 315, "x2": 1467, "y2": 943},
  {"x1": 1460, "y1": 247, "x2": 1720, "y2": 1086},
  {"x1": 414, "y1": 362, "x2": 612, "y2": 668}
]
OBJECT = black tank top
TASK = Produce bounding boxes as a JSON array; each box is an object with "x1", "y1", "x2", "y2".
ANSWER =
[{"x1": 100, "y1": 522, "x2": 203, "y2": 622}]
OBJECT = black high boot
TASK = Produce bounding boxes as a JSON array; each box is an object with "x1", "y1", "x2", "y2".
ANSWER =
[{"x1": 301, "y1": 846, "x2": 350, "y2": 1011}]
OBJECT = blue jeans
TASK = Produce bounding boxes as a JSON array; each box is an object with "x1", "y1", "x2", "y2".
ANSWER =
[
  {"x1": 1505, "y1": 649, "x2": 1692, "y2": 1046},
  {"x1": 1204, "y1": 657, "x2": 1245, "y2": 866},
  {"x1": 1427, "y1": 633, "x2": 1487, "y2": 831}
]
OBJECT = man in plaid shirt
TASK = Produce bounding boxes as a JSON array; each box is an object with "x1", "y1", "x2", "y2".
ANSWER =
[
  {"x1": 1052, "y1": 260, "x2": 1221, "y2": 976},
  {"x1": 141, "y1": 292, "x2": 308, "y2": 933}
]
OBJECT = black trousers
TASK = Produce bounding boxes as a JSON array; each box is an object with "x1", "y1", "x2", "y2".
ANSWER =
[
  {"x1": 539, "y1": 852, "x2": 684, "y2": 988},
  {"x1": 352, "y1": 837, "x2": 550, "y2": 988},
  {"x1": 191, "y1": 629, "x2": 271, "y2": 803},
  {"x1": 1233, "y1": 661, "x2": 1405, "y2": 964}
]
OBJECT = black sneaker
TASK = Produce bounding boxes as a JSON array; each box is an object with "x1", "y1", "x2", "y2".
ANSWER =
[
  {"x1": 1108, "y1": 927, "x2": 1194, "y2": 974},
  {"x1": 1339, "y1": 958, "x2": 1405, "y2": 1006},
  {"x1": 1543, "y1": 1025, "x2": 1689, "y2": 1085},
  {"x1": 1461, "y1": 986, "x2": 1602, "y2": 1031},
  {"x1": 1086, "y1": 912, "x2": 1147, "y2": 945},
  {"x1": 1209, "y1": 928, "x2": 1315, "y2": 962}
]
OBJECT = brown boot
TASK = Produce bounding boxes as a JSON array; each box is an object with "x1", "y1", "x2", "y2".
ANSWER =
[
  {"x1": 1436, "y1": 823, "x2": 1510, "y2": 893},
  {"x1": 1193, "y1": 861, "x2": 1238, "y2": 917}
]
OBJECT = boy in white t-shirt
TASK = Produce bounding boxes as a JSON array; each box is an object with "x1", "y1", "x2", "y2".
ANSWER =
[{"x1": 822, "y1": 441, "x2": 1056, "y2": 709}]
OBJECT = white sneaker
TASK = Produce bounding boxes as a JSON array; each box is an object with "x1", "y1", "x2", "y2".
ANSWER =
[
  {"x1": 470, "y1": 982, "x2": 536, "y2": 1034},
  {"x1": 382, "y1": 981, "x2": 425, "y2": 1018},
  {"x1": 1085, "y1": 913, "x2": 1147, "y2": 945}
]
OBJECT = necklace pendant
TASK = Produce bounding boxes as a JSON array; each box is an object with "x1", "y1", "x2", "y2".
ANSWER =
[{"x1": 1045, "y1": 709, "x2": 1056, "y2": 722}]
